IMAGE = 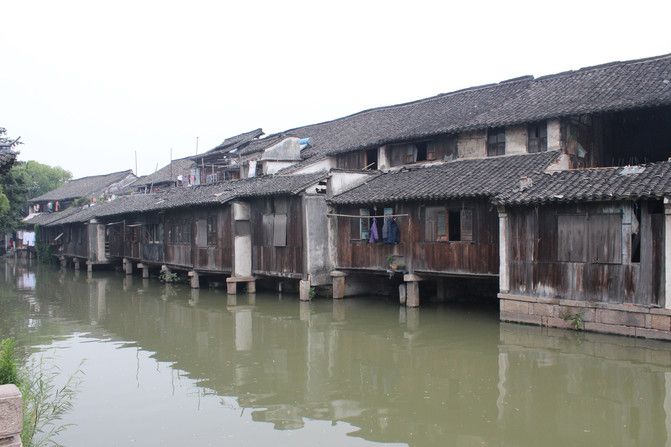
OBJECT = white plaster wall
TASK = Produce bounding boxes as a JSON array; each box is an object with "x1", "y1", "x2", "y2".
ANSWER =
[
  {"x1": 547, "y1": 118, "x2": 561, "y2": 150},
  {"x1": 291, "y1": 157, "x2": 336, "y2": 174},
  {"x1": 234, "y1": 236, "x2": 252, "y2": 277},
  {"x1": 457, "y1": 130, "x2": 487, "y2": 158},
  {"x1": 232, "y1": 202, "x2": 250, "y2": 221},
  {"x1": 261, "y1": 137, "x2": 302, "y2": 161},
  {"x1": 505, "y1": 125, "x2": 527, "y2": 155},
  {"x1": 329, "y1": 172, "x2": 375, "y2": 196},
  {"x1": 264, "y1": 161, "x2": 296, "y2": 175},
  {"x1": 303, "y1": 195, "x2": 331, "y2": 285},
  {"x1": 377, "y1": 145, "x2": 389, "y2": 171}
]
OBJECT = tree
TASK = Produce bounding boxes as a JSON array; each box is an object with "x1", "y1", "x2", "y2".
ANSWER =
[{"x1": 12, "y1": 161, "x2": 72, "y2": 199}]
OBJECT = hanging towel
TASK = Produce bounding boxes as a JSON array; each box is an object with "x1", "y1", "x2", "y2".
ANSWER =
[{"x1": 369, "y1": 217, "x2": 379, "y2": 243}]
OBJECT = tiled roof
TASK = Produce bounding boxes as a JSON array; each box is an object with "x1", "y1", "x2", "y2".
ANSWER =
[
  {"x1": 22, "y1": 206, "x2": 85, "y2": 226},
  {"x1": 45, "y1": 173, "x2": 328, "y2": 225},
  {"x1": 29, "y1": 170, "x2": 136, "y2": 202},
  {"x1": 329, "y1": 152, "x2": 559, "y2": 205},
  {"x1": 130, "y1": 158, "x2": 196, "y2": 188},
  {"x1": 496, "y1": 161, "x2": 671, "y2": 205},
  {"x1": 248, "y1": 54, "x2": 671, "y2": 160}
]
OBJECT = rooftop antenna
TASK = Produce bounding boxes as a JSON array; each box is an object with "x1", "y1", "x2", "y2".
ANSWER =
[
  {"x1": 195, "y1": 136, "x2": 199, "y2": 155},
  {"x1": 134, "y1": 150, "x2": 138, "y2": 176},
  {"x1": 170, "y1": 148, "x2": 173, "y2": 184}
]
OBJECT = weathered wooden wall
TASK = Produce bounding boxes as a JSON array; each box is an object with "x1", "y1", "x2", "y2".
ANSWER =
[
  {"x1": 61, "y1": 223, "x2": 89, "y2": 258},
  {"x1": 191, "y1": 207, "x2": 232, "y2": 272},
  {"x1": 249, "y1": 196, "x2": 303, "y2": 276},
  {"x1": 335, "y1": 151, "x2": 368, "y2": 170},
  {"x1": 507, "y1": 201, "x2": 664, "y2": 305},
  {"x1": 335, "y1": 200, "x2": 499, "y2": 276}
]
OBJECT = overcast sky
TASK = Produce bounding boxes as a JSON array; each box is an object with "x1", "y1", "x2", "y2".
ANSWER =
[{"x1": 2, "y1": 0, "x2": 670, "y2": 178}]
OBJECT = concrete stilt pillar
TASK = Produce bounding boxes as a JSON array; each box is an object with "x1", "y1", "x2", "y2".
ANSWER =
[
  {"x1": 73, "y1": 259, "x2": 80, "y2": 270},
  {"x1": 189, "y1": 271, "x2": 200, "y2": 289},
  {"x1": 189, "y1": 289, "x2": 199, "y2": 306},
  {"x1": 299, "y1": 279, "x2": 311, "y2": 302},
  {"x1": 403, "y1": 273, "x2": 422, "y2": 308},
  {"x1": 406, "y1": 281, "x2": 420, "y2": 308},
  {"x1": 398, "y1": 284, "x2": 407, "y2": 305},
  {"x1": 247, "y1": 294, "x2": 256, "y2": 305},
  {"x1": 331, "y1": 271, "x2": 346, "y2": 299},
  {"x1": 227, "y1": 280, "x2": 237, "y2": 295},
  {"x1": 138, "y1": 263, "x2": 149, "y2": 279},
  {"x1": 246, "y1": 280, "x2": 256, "y2": 294},
  {"x1": 87, "y1": 261, "x2": 93, "y2": 273},
  {"x1": 497, "y1": 206, "x2": 510, "y2": 293},
  {"x1": 60, "y1": 256, "x2": 67, "y2": 268},
  {"x1": 123, "y1": 258, "x2": 132, "y2": 275}
]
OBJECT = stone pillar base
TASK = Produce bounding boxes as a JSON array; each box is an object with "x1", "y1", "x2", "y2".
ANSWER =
[
  {"x1": 123, "y1": 258, "x2": 132, "y2": 275},
  {"x1": 188, "y1": 271, "x2": 200, "y2": 289},
  {"x1": 406, "y1": 282, "x2": 420, "y2": 308},
  {"x1": 138, "y1": 263, "x2": 149, "y2": 279},
  {"x1": 330, "y1": 271, "x2": 346, "y2": 299},
  {"x1": 299, "y1": 279, "x2": 311, "y2": 301},
  {"x1": 0, "y1": 384, "x2": 23, "y2": 447},
  {"x1": 398, "y1": 284, "x2": 407, "y2": 305},
  {"x1": 226, "y1": 276, "x2": 255, "y2": 295}
]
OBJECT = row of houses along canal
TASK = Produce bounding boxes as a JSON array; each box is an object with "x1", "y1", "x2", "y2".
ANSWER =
[{"x1": 6, "y1": 53, "x2": 671, "y2": 444}]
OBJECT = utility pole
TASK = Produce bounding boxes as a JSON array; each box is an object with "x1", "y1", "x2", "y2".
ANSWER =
[
  {"x1": 134, "y1": 150, "x2": 138, "y2": 176},
  {"x1": 195, "y1": 136, "x2": 199, "y2": 155}
]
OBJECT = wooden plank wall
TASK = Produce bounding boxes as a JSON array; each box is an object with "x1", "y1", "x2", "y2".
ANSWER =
[
  {"x1": 62, "y1": 223, "x2": 88, "y2": 258},
  {"x1": 335, "y1": 200, "x2": 499, "y2": 275},
  {"x1": 250, "y1": 196, "x2": 303, "y2": 276},
  {"x1": 192, "y1": 206, "x2": 232, "y2": 272},
  {"x1": 507, "y1": 201, "x2": 664, "y2": 305},
  {"x1": 336, "y1": 151, "x2": 367, "y2": 170}
]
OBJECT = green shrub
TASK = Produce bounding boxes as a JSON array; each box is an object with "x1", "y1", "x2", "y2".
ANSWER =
[{"x1": 0, "y1": 338, "x2": 20, "y2": 386}]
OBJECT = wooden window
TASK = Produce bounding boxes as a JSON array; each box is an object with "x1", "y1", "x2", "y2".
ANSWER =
[
  {"x1": 207, "y1": 215, "x2": 217, "y2": 246},
  {"x1": 403, "y1": 145, "x2": 415, "y2": 164},
  {"x1": 351, "y1": 209, "x2": 371, "y2": 240},
  {"x1": 448, "y1": 210, "x2": 461, "y2": 241},
  {"x1": 181, "y1": 220, "x2": 192, "y2": 244},
  {"x1": 460, "y1": 209, "x2": 473, "y2": 242},
  {"x1": 487, "y1": 127, "x2": 506, "y2": 156},
  {"x1": 425, "y1": 207, "x2": 472, "y2": 242},
  {"x1": 262, "y1": 214, "x2": 274, "y2": 246},
  {"x1": 416, "y1": 142, "x2": 428, "y2": 161},
  {"x1": 195, "y1": 219, "x2": 207, "y2": 247},
  {"x1": 145, "y1": 223, "x2": 163, "y2": 244},
  {"x1": 528, "y1": 121, "x2": 548, "y2": 153},
  {"x1": 273, "y1": 214, "x2": 287, "y2": 247}
]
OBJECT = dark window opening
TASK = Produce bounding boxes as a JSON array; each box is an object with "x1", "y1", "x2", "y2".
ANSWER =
[
  {"x1": 528, "y1": 121, "x2": 548, "y2": 153},
  {"x1": 207, "y1": 215, "x2": 217, "y2": 245},
  {"x1": 631, "y1": 203, "x2": 641, "y2": 263},
  {"x1": 416, "y1": 142, "x2": 428, "y2": 161},
  {"x1": 487, "y1": 128, "x2": 506, "y2": 156},
  {"x1": 366, "y1": 149, "x2": 378, "y2": 170},
  {"x1": 448, "y1": 210, "x2": 461, "y2": 241}
]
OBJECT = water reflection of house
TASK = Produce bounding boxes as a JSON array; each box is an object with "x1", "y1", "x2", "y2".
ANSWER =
[{"x1": 26, "y1": 53, "x2": 671, "y2": 340}]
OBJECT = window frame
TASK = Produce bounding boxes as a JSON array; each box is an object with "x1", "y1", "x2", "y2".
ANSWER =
[{"x1": 487, "y1": 127, "x2": 506, "y2": 156}]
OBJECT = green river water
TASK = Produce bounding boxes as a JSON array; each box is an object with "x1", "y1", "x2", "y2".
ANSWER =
[{"x1": 1, "y1": 260, "x2": 670, "y2": 446}]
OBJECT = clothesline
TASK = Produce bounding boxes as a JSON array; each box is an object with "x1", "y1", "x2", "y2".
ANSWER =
[{"x1": 326, "y1": 213, "x2": 409, "y2": 218}]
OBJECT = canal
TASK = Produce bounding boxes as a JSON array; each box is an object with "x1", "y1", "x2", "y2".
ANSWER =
[{"x1": 1, "y1": 260, "x2": 671, "y2": 446}]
